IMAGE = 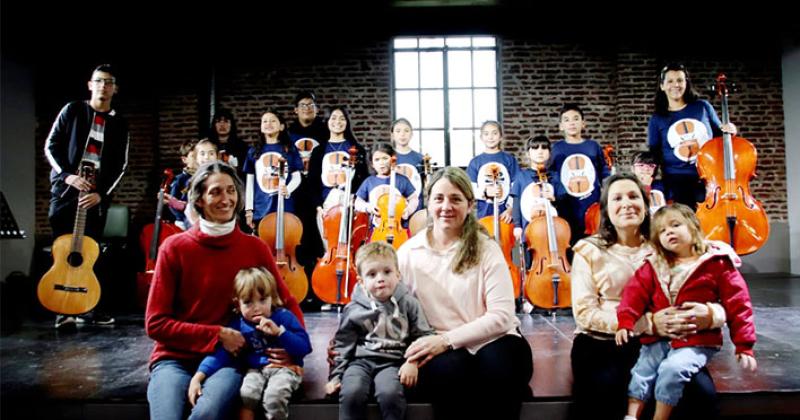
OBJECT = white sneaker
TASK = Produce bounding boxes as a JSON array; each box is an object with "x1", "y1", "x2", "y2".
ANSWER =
[{"x1": 54, "y1": 315, "x2": 76, "y2": 329}]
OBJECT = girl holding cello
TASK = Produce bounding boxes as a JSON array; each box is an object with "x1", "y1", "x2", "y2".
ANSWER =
[
  {"x1": 354, "y1": 142, "x2": 419, "y2": 247},
  {"x1": 392, "y1": 118, "x2": 425, "y2": 218},
  {"x1": 243, "y1": 109, "x2": 304, "y2": 231},
  {"x1": 467, "y1": 120, "x2": 520, "y2": 223},
  {"x1": 647, "y1": 63, "x2": 737, "y2": 210}
]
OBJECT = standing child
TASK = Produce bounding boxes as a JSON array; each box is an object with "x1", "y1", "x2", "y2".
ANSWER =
[
  {"x1": 166, "y1": 139, "x2": 197, "y2": 230},
  {"x1": 183, "y1": 139, "x2": 219, "y2": 227},
  {"x1": 391, "y1": 118, "x2": 424, "y2": 216},
  {"x1": 550, "y1": 103, "x2": 610, "y2": 245},
  {"x1": 467, "y1": 120, "x2": 520, "y2": 223},
  {"x1": 326, "y1": 242, "x2": 434, "y2": 420},
  {"x1": 243, "y1": 110, "x2": 304, "y2": 231},
  {"x1": 631, "y1": 150, "x2": 666, "y2": 215},
  {"x1": 615, "y1": 203, "x2": 757, "y2": 420},
  {"x1": 354, "y1": 142, "x2": 419, "y2": 241},
  {"x1": 188, "y1": 267, "x2": 312, "y2": 420}
]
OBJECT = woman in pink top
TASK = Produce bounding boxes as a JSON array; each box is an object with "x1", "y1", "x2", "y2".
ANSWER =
[{"x1": 398, "y1": 166, "x2": 532, "y2": 420}]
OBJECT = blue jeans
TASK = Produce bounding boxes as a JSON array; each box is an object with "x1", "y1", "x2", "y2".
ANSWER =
[
  {"x1": 628, "y1": 341, "x2": 718, "y2": 407},
  {"x1": 147, "y1": 359, "x2": 243, "y2": 420}
]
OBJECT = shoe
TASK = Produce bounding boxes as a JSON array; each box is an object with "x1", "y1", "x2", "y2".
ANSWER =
[
  {"x1": 55, "y1": 315, "x2": 77, "y2": 329},
  {"x1": 76, "y1": 311, "x2": 115, "y2": 325},
  {"x1": 320, "y1": 304, "x2": 333, "y2": 312}
]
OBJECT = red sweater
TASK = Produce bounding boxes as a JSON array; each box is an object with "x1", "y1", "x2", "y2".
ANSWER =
[
  {"x1": 145, "y1": 225, "x2": 303, "y2": 367},
  {"x1": 617, "y1": 242, "x2": 755, "y2": 356}
]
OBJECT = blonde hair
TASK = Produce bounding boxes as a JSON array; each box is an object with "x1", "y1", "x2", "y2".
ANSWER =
[
  {"x1": 355, "y1": 241, "x2": 399, "y2": 276},
  {"x1": 234, "y1": 267, "x2": 283, "y2": 307},
  {"x1": 425, "y1": 166, "x2": 488, "y2": 274},
  {"x1": 650, "y1": 203, "x2": 707, "y2": 265}
]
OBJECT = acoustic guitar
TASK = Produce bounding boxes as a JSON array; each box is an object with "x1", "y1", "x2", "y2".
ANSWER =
[{"x1": 38, "y1": 165, "x2": 102, "y2": 315}]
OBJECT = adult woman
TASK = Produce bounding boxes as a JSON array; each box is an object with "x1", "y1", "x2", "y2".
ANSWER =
[
  {"x1": 647, "y1": 63, "x2": 736, "y2": 210},
  {"x1": 570, "y1": 173, "x2": 725, "y2": 420},
  {"x1": 398, "y1": 167, "x2": 533, "y2": 420},
  {"x1": 145, "y1": 162, "x2": 303, "y2": 420}
]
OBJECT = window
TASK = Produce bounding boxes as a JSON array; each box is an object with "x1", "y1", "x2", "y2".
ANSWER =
[{"x1": 392, "y1": 36, "x2": 499, "y2": 167}]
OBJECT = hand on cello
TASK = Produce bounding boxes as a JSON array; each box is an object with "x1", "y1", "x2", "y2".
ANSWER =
[
  {"x1": 245, "y1": 209, "x2": 255, "y2": 230},
  {"x1": 721, "y1": 122, "x2": 737, "y2": 135}
]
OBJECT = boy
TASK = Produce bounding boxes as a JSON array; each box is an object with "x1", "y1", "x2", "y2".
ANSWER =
[
  {"x1": 631, "y1": 150, "x2": 666, "y2": 215},
  {"x1": 326, "y1": 242, "x2": 434, "y2": 420},
  {"x1": 550, "y1": 104, "x2": 610, "y2": 245},
  {"x1": 166, "y1": 139, "x2": 196, "y2": 230}
]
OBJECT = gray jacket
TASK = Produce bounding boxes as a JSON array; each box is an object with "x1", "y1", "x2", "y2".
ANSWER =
[{"x1": 329, "y1": 282, "x2": 434, "y2": 381}]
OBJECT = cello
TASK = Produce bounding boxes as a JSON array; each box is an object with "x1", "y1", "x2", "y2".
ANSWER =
[
  {"x1": 584, "y1": 145, "x2": 615, "y2": 235},
  {"x1": 478, "y1": 164, "x2": 521, "y2": 298},
  {"x1": 696, "y1": 74, "x2": 769, "y2": 255},
  {"x1": 370, "y1": 156, "x2": 409, "y2": 249},
  {"x1": 258, "y1": 158, "x2": 308, "y2": 302},
  {"x1": 38, "y1": 165, "x2": 102, "y2": 315},
  {"x1": 524, "y1": 167, "x2": 572, "y2": 310},
  {"x1": 312, "y1": 146, "x2": 369, "y2": 305},
  {"x1": 139, "y1": 169, "x2": 181, "y2": 271},
  {"x1": 408, "y1": 154, "x2": 432, "y2": 236}
]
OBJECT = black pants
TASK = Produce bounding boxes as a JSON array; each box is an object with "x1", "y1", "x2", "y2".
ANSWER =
[
  {"x1": 570, "y1": 334, "x2": 718, "y2": 420},
  {"x1": 49, "y1": 205, "x2": 107, "y2": 239},
  {"x1": 663, "y1": 173, "x2": 706, "y2": 212},
  {"x1": 415, "y1": 334, "x2": 533, "y2": 420}
]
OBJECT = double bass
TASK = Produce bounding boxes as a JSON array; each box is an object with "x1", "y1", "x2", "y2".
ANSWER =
[
  {"x1": 584, "y1": 145, "x2": 615, "y2": 235},
  {"x1": 370, "y1": 156, "x2": 409, "y2": 249},
  {"x1": 258, "y1": 158, "x2": 308, "y2": 301},
  {"x1": 478, "y1": 164, "x2": 521, "y2": 298},
  {"x1": 312, "y1": 147, "x2": 369, "y2": 305},
  {"x1": 38, "y1": 165, "x2": 102, "y2": 315},
  {"x1": 524, "y1": 166, "x2": 572, "y2": 309},
  {"x1": 696, "y1": 74, "x2": 769, "y2": 255}
]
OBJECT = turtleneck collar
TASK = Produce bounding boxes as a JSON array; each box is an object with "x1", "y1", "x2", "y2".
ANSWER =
[{"x1": 199, "y1": 217, "x2": 237, "y2": 236}]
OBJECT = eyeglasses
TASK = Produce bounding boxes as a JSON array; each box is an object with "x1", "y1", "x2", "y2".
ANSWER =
[
  {"x1": 529, "y1": 144, "x2": 550, "y2": 150},
  {"x1": 91, "y1": 78, "x2": 116, "y2": 86},
  {"x1": 634, "y1": 163, "x2": 657, "y2": 170},
  {"x1": 297, "y1": 103, "x2": 317, "y2": 110}
]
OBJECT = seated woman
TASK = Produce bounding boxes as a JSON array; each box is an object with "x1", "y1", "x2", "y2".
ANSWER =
[
  {"x1": 570, "y1": 172, "x2": 724, "y2": 420},
  {"x1": 398, "y1": 166, "x2": 533, "y2": 420},
  {"x1": 145, "y1": 161, "x2": 303, "y2": 420}
]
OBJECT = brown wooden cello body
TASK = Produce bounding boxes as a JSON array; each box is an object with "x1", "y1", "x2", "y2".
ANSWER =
[
  {"x1": 524, "y1": 169, "x2": 572, "y2": 309},
  {"x1": 584, "y1": 145, "x2": 615, "y2": 235},
  {"x1": 258, "y1": 158, "x2": 308, "y2": 302},
  {"x1": 478, "y1": 164, "x2": 521, "y2": 298},
  {"x1": 696, "y1": 74, "x2": 769, "y2": 255},
  {"x1": 312, "y1": 147, "x2": 369, "y2": 305},
  {"x1": 370, "y1": 156, "x2": 409, "y2": 249}
]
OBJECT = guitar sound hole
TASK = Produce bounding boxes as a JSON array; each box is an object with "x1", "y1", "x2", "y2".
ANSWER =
[{"x1": 67, "y1": 252, "x2": 84, "y2": 267}]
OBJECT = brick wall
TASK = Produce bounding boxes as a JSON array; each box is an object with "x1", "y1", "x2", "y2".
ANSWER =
[{"x1": 33, "y1": 36, "x2": 788, "y2": 237}]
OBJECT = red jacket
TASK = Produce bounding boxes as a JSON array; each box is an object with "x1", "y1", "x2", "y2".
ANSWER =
[
  {"x1": 145, "y1": 225, "x2": 303, "y2": 367},
  {"x1": 617, "y1": 242, "x2": 755, "y2": 356}
]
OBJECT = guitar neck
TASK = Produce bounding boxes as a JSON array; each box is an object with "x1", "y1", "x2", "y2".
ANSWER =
[{"x1": 71, "y1": 195, "x2": 88, "y2": 253}]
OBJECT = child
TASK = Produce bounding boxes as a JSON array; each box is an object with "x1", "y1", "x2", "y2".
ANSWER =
[
  {"x1": 354, "y1": 142, "x2": 418, "y2": 239},
  {"x1": 631, "y1": 150, "x2": 667, "y2": 215},
  {"x1": 326, "y1": 241, "x2": 434, "y2": 420},
  {"x1": 166, "y1": 139, "x2": 196, "y2": 230},
  {"x1": 550, "y1": 104, "x2": 610, "y2": 245},
  {"x1": 615, "y1": 203, "x2": 757, "y2": 420},
  {"x1": 511, "y1": 135, "x2": 560, "y2": 242},
  {"x1": 391, "y1": 118, "x2": 424, "y2": 215},
  {"x1": 466, "y1": 120, "x2": 520, "y2": 223},
  {"x1": 188, "y1": 267, "x2": 312, "y2": 420},
  {"x1": 183, "y1": 139, "x2": 219, "y2": 227},
  {"x1": 243, "y1": 109, "x2": 304, "y2": 231}
]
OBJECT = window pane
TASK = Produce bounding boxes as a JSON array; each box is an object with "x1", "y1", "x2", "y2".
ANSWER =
[
  {"x1": 420, "y1": 90, "x2": 444, "y2": 128},
  {"x1": 420, "y1": 52, "x2": 443, "y2": 88},
  {"x1": 473, "y1": 89, "x2": 498, "y2": 127},
  {"x1": 395, "y1": 91, "x2": 420, "y2": 130},
  {"x1": 473, "y1": 129, "x2": 485, "y2": 155},
  {"x1": 450, "y1": 129, "x2": 476, "y2": 167},
  {"x1": 472, "y1": 36, "x2": 496, "y2": 47},
  {"x1": 473, "y1": 51, "x2": 496, "y2": 87},
  {"x1": 394, "y1": 52, "x2": 419, "y2": 89},
  {"x1": 419, "y1": 37, "x2": 444, "y2": 48},
  {"x1": 419, "y1": 129, "x2": 445, "y2": 168},
  {"x1": 394, "y1": 38, "x2": 418, "y2": 49},
  {"x1": 446, "y1": 36, "x2": 471, "y2": 47},
  {"x1": 448, "y1": 89, "x2": 473, "y2": 129},
  {"x1": 447, "y1": 51, "x2": 472, "y2": 88}
]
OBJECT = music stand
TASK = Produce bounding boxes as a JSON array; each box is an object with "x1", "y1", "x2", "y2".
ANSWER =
[{"x1": 0, "y1": 191, "x2": 26, "y2": 239}]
